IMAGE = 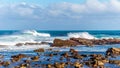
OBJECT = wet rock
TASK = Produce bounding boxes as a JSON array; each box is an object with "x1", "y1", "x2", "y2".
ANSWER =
[
  {"x1": 34, "y1": 48, "x2": 45, "y2": 52},
  {"x1": 70, "y1": 38, "x2": 93, "y2": 46},
  {"x1": 47, "y1": 64, "x2": 53, "y2": 68},
  {"x1": 11, "y1": 54, "x2": 27, "y2": 62},
  {"x1": 52, "y1": 38, "x2": 120, "y2": 47},
  {"x1": 3, "y1": 61, "x2": 10, "y2": 67},
  {"x1": 73, "y1": 61, "x2": 83, "y2": 68},
  {"x1": 54, "y1": 62, "x2": 66, "y2": 68},
  {"x1": 52, "y1": 39, "x2": 79, "y2": 47},
  {"x1": 24, "y1": 42, "x2": 42, "y2": 45},
  {"x1": 106, "y1": 48, "x2": 120, "y2": 57},
  {"x1": 31, "y1": 56, "x2": 39, "y2": 61},
  {"x1": 85, "y1": 54, "x2": 108, "y2": 68},
  {"x1": 15, "y1": 43, "x2": 24, "y2": 46},
  {"x1": 109, "y1": 60, "x2": 120, "y2": 66},
  {"x1": 73, "y1": 53, "x2": 83, "y2": 59}
]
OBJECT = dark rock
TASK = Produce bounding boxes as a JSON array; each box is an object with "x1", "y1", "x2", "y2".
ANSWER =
[
  {"x1": 15, "y1": 43, "x2": 24, "y2": 46},
  {"x1": 34, "y1": 48, "x2": 45, "y2": 52}
]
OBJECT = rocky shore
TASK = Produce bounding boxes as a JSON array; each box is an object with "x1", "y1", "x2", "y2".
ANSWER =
[
  {"x1": 0, "y1": 38, "x2": 120, "y2": 68},
  {"x1": 52, "y1": 38, "x2": 120, "y2": 47},
  {"x1": 0, "y1": 48, "x2": 120, "y2": 68}
]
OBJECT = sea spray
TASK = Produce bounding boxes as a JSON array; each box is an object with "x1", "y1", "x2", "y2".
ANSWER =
[{"x1": 68, "y1": 32, "x2": 97, "y2": 39}]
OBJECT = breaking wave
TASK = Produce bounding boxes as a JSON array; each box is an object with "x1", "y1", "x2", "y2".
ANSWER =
[
  {"x1": 22, "y1": 30, "x2": 51, "y2": 37},
  {"x1": 0, "y1": 30, "x2": 51, "y2": 46},
  {"x1": 68, "y1": 32, "x2": 97, "y2": 39}
]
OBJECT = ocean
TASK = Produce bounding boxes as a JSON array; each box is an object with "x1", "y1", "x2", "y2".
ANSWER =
[
  {"x1": 0, "y1": 30, "x2": 120, "y2": 68},
  {"x1": 0, "y1": 30, "x2": 120, "y2": 51}
]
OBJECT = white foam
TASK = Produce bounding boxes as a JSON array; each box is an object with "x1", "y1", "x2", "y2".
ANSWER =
[
  {"x1": 23, "y1": 30, "x2": 50, "y2": 37},
  {"x1": 0, "y1": 44, "x2": 50, "y2": 51},
  {"x1": 0, "y1": 30, "x2": 52, "y2": 46},
  {"x1": 68, "y1": 32, "x2": 97, "y2": 39}
]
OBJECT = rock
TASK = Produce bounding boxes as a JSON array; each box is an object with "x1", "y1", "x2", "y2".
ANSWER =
[
  {"x1": 109, "y1": 60, "x2": 120, "y2": 66},
  {"x1": 52, "y1": 39, "x2": 79, "y2": 47},
  {"x1": 31, "y1": 56, "x2": 39, "y2": 61},
  {"x1": 70, "y1": 38, "x2": 93, "y2": 46},
  {"x1": 47, "y1": 64, "x2": 52, "y2": 68},
  {"x1": 15, "y1": 43, "x2": 24, "y2": 46},
  {"x1": 106, "y1": 48, "x2": 120, "y2": 57},
  {"x1": 11, "y1": 54, "x2": 27, "y2": 62},
  {"x1": 73, "y1": 61, "x2": 83, "y2": 68},
  {"x1": 34, "y1": 48, "x2": 45, "y2": 52},
  {"x1": 3, "y1": 61, "x2": 10, "y2": 67},
  {"x1": 73, "y1": 53, "x2": 83, "y2": 59},
  {"x1": 41, "y1": 42, "x2": 49, "y2": 44},
  {"x1": 85, "y1": 54, "x2": 108, "y2": 68},
  {"x1": 52, "y1": 38, "x2": 120, "y2": 47},
  {"x1": 54, "y1": 62, "x2": 66, "y2": 68},
  {"x1": 24, "y1": 42, "x2": 41, "y2": 45}
]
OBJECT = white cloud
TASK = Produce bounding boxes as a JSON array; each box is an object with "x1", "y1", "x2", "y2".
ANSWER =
[
  {"x1": 0, "y1": 0, "x2": 120, "y2": 21},
  {"x1": 109, "y1": 0, "x2": 120, "y2": 12},
  {"x1": 86, "y1": 0, "x2": 107, "y2": 12}
]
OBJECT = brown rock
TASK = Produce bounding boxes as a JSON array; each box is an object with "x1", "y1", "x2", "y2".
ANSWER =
[
  {"x1": 109, "y1": 60, "x2": 120, "y2": 66},
  {"x1": 31, "y1": 56, "x2": 39, "y2": 61},
  {"x1": 34, "y1": 48, "x2": 45, "y2": 52},
  {"x1": 52, "y1": 39, "x2": 79, "y2": 47},
  {"x1": 106, "y1": 48, "x2": 120, "y2": 57}
]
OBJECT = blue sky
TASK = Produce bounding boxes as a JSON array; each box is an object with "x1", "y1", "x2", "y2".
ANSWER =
[{"x1": 0, "y1": 0, "x2": 120, "y2": 30}]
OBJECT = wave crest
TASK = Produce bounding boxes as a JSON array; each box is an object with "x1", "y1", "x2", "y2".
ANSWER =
[
  {"x1": 22, "y1": 30, "x2": 51, "y2": 37},
  {"x1": 68, "y1": 32, "x2": 96, "y2": 39}
]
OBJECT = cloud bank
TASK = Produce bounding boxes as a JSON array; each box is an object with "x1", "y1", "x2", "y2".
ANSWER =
[{"x1": 0, "y1": 0, "x2": 120, "y2": 30}]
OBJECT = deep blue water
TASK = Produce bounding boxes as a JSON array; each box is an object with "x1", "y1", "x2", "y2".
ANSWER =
[{"x1": 0, "y1": 30, "x2": 120, "y2": 36}]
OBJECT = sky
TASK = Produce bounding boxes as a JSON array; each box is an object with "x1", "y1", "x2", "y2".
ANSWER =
[{"x1": 0, "y1": 0, "x2": 120, "y2": 30}]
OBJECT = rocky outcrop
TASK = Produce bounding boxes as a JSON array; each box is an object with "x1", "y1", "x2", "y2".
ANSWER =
[
  {"x1": 52, "y1": 38, "x2": 120, "y2": 47},
  {"x1": 51, "y1": 39, "x2": 80, "y2": 47}
]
